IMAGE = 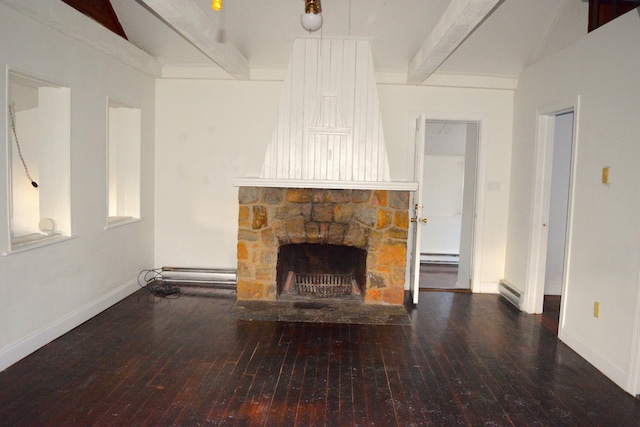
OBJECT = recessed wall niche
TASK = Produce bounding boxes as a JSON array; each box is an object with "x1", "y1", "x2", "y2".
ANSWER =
[
  {"x1": 7, "y1": 71, "x2": 71, "y2": 248},
  {"x1": 107, "y1": 98, "x2": 141, "y2": 226}
]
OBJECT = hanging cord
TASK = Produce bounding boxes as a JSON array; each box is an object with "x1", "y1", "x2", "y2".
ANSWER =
[
  {"x1": 348, "y1": 0, "x2": 351, "y2": 36},
  {"x1": 8, "y1": 103, "x2": 38, "y2": 188},
  {"x1": 138, "y1": 268, "x2": 180, "y2": 298}
]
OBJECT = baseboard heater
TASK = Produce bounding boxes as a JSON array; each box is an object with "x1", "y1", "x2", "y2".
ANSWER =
[
  {"x1": 161, "y1": 267, "x2": 237, "y2": 289},
  {"x1": 498, "y1": 280, "x2": 521, "y2": 309},
  {"x1": 420, "y1": 253, "x2": 459, "y2": 264}
]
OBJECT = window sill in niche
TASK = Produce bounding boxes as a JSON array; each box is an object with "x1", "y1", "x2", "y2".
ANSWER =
[
  {"x1": 4, "y1": 233, "x2": 76, "y2": 256},
  {"x1": 106, "y1": 216, "x2": 140, "y2": 229}
]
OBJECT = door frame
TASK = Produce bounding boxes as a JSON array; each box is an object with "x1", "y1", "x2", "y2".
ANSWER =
[
  {"x1": 630, "y1": 278, "x2": 640, "y2": 396},
  {"x1": 409, "y1": 115, "x2": 426, "y2": 304},
  {"x1": 521, "y1": 97, "x2": 580, "y2": 324},
  {"x1": 407, "y1": 112, "x2": 487, "y2": 294}
]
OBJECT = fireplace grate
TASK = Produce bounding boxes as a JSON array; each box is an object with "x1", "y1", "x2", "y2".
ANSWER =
[{"x1": 295, "y1": 273, "x2": 353, "y2": 298}]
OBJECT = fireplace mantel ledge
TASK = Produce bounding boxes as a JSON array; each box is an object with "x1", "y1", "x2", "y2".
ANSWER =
[{"x1": 233, "y1": 178, "x2": 418, "y2": 191}]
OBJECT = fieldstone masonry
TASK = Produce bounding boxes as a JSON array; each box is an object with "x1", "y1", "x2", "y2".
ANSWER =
[{"x1": 236, "y1": 187, "x2": 410, "y2": 305}]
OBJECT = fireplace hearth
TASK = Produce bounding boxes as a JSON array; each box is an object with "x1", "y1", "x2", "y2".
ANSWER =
[{"x1": 236, "y1": 187, "x2": 410, "y2": 305}]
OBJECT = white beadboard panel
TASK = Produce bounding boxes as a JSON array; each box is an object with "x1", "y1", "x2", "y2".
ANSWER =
[{"x1": 261, "y1": 38, "x2": 390, "y2": 182}]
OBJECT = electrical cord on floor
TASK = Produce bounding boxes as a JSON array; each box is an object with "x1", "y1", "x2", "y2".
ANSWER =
[{"x1": 138, "y1": 268, "x2": 180, "y2": 298}]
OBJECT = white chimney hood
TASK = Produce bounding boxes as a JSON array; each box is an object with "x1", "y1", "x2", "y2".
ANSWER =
[{"x1": 234, "y1": 38, "x2": 416, "y2": 191}]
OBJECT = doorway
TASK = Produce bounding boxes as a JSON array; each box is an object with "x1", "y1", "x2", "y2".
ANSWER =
[
  {"x1": 543, "y1": 111, "x2": 574, "y2": 319},
  {"x1": 419, "y1": 120, "x2": 478, "y2": 290},
  {"x1": 522, "y1": 99, "x2": 579, "y2": 318}
]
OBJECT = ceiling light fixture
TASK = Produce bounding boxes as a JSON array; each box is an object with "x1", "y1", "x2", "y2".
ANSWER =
[
  {"x1": 212, "y1": 0, "x2": 222, "y2": 11},
  {"x1": 301, "y1": 0, "x2": 322, "y2": 32}
]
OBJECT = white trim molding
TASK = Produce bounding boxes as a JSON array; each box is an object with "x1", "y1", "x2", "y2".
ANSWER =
[
  {"x1": 521, "y1": 96, "x2": 580, "y2": 314},
  {"x1": 233, "y1": 178, "x2": 417, "y2": 191},
  {"x1": 627, "y1": 268, "x2": 640, "y2": 396}
]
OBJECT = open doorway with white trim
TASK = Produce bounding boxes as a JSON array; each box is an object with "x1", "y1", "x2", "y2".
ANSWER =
[
  {"x1": 521, "y1": 98, "x2": 579, "y2": 334},
  {"x1": 419, "y1": 120, "x2": 478, "y2": 291},
  {"x1": 542, "y1": 111, "x2": 574, "y2": 326}
]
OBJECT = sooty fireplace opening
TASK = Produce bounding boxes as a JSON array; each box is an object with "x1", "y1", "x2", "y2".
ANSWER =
[{"x1": 276, "y1": 244, "x2": 367, "y2": 299}]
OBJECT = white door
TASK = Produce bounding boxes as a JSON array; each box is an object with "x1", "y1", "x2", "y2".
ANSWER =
[
  {"x1": 409, "y1": 115, "x2": 427, "y2": 304},
  {"x1": 457, "y1": 123, "x2": 479, "y2": 289}
]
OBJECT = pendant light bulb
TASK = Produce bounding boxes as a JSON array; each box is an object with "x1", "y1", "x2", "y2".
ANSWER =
[
  {"x1": 301, "y1": 0, "x2": 323, "y2": 32},
  {"x1": 212, "y1": 0, "x2": 222, "y2": 11}
]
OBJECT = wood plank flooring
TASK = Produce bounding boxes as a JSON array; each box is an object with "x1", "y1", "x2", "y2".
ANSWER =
[
  {"x1": 1, "y1": 289, "x2": 639, "y2": 426},
  {"x1": 419, "y1": 263, "x2": 464, "y2": 291}
]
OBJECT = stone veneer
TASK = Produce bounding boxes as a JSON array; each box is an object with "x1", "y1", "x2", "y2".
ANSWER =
[{"x1": 236, "y1": 187, "x2": 410, "y2": 305}]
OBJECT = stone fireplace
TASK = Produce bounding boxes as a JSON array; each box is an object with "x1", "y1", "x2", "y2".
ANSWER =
[
  {"x1": 234, "y1": 38, "x2": 417, "y2": 306},
  {"x1": 236, "y1": 186, "x2": 410, "y2": 305}
]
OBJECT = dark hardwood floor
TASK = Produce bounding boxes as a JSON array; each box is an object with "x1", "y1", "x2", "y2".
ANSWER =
[
  {"x1": 1, "y1": 289, "x2": 639, "y2": 426},
  {"x1": 419, "y1": 263, "x2": 466, "y2": 291},
  {"x1": 538, "y1": 295, "x2": 562, "y2": 335}
]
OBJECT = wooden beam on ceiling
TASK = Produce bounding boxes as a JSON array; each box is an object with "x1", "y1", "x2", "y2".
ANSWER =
[
  {"x1": 407, "y1": 0, "x2": 501, "y2": 85},
  {"x1": 138, "y1": 0, "x2": 249, "y2": 80}
]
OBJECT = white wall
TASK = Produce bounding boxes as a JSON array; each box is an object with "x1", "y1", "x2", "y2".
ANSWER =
[
  {"x1": 0, "y1": 5, "x2": 155, "y2": 370},
  {"x1": 155, "y1": 81, "x2": 514, "y2": 293},
  {"x1": 504, "y1": 10, "x2": 640, "y2": 391},
  {"x1": 155, "y1": 80, "x2": 281, "y2": 268},
  {"x1": 421, "y1": 155, "x2": 464, "y2": 255}
]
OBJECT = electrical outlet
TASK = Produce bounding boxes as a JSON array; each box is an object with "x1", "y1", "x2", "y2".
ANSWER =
[{"x1": 593, "y1": 301, "x2": 600, "y2": 318}]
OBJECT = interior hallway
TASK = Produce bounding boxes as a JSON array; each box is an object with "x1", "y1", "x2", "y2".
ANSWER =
[
  {"x1": 0, "y1": 288, "x2": 638, "y2": 426},
  {"x1": 419, "y1": 263, "x2": 462, "y2": 290}
]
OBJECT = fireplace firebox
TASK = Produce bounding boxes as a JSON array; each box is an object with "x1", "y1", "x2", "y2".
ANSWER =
[{"x1": 277, "y1": 243, "x2": 367, "y2": 299}]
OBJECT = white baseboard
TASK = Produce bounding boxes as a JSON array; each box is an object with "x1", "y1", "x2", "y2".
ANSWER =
[
  {"x1": 477, "y1": 281, "x2": 499, "y2": 294},
  {"x1": 560, "y1": 327, "x2": 628, "y2": 392},
  {"x1": 0, "y1": 279, "x2": 139, "y2": 372}
]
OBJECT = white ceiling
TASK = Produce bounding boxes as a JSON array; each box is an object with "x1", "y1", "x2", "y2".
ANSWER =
[{"x1": 110, "y1": 0, "x2": 588, "y2": 81}]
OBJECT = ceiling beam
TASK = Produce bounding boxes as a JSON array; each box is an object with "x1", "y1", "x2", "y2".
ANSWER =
[
  {"x1": 407, "y1": 0, "x2": 501, "y2": 85},
  {"x1": 0, "y1": 0, "x2": 160, "y2": 77},
  {"x1": 139, "y1": 0, "x2": 249, "y2": 80}
]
